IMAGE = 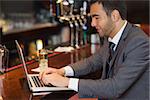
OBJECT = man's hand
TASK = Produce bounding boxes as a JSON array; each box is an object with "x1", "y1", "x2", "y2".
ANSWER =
[
  {"x1": 41, "y1": 73, "x2": 69, "y2": 87},
  {"x1": 39, "y1": 67, "x2": 65, "y2": 80}
]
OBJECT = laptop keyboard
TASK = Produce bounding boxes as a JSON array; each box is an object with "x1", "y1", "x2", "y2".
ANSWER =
[{"x1": 31, "y1": 76, "x2": 52, "y2": 87}]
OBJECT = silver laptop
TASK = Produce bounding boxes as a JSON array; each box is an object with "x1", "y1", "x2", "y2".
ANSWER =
[{"x1": 15, "y1": 40, "x2": 71, "y2": 94}]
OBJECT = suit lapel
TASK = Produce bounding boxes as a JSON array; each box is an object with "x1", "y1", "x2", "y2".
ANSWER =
[
  {"x1": 107, "y1": 23, "x2": 132, "y2": 77},
  {"x1": 101, "y1": 39, "x2": 109, "y2": 79}
]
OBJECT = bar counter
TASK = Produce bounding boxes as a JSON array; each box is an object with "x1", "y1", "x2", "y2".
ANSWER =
[{"x1": 0, "y1": 44, "x2": 99, "y2": 100}]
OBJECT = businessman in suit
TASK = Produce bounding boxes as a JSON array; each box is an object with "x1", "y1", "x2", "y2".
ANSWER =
[{"x1": 39, "y1": 0, "x2": 149, "y2": 99}]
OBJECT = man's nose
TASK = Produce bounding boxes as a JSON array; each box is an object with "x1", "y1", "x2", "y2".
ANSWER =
[{"x1": 91, "y1": 19, "x2": 96, "y2": 27}]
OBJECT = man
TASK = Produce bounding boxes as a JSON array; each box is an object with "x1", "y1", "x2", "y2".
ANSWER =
[{"x1": 39, "y1": 0, "x2": 149, "y2": 99}]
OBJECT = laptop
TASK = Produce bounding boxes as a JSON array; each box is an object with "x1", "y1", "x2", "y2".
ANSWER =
[{"x1": 15, "y1": 40, "x2": 71, "y2": 94}]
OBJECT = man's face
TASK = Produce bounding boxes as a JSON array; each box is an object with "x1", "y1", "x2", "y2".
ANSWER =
[{"x1": 90, "y1": 2, "x2": 115, "y2": 37}]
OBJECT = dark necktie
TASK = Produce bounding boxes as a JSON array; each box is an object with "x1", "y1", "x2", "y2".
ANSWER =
[
  {"x1": 109, "y1": 42, "x2": 115, "y2": 62},
  {"x1": 106, "y1": 42, "x2": 115, "y2": 78}
]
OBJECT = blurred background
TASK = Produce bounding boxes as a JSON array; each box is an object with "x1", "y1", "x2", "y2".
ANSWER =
[{"x1": 0, "y1": 0, "x2": 149, "y2": 68}]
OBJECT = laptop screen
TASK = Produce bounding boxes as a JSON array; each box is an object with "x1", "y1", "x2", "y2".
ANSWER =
[{"x1": 15, "y1": 40, "x2": 28, "y2": 76}]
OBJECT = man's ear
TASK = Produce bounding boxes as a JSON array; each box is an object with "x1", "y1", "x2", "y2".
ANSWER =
[{"x1": 111, "y1": 10, "x2": 120, "y2": 22}]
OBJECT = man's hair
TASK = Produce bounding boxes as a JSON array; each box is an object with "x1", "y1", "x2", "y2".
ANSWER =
[{"x1": 90, "y1": 0, "x2": 127, "y2": 20}]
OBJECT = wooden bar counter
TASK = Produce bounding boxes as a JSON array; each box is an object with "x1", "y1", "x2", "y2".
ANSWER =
[{"x1": 0, "y1": 44, "x2": 99, "y2": 100}]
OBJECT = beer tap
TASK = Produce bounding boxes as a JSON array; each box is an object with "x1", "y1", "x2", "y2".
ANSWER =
[
  {"x1": 74, "y1": 17, "x2": 80, "y2": 48},
  {"x1": 68, "y1": 17, "x2": 74, "y2": 47},
  {"x1": 68, "y1": 0, "x2": 74, "y2": 15},
  {"x1": 77, "y1": 15, "x2": 84, "y2": 45},
  {"x1": 57, "y1": 0, "x2": 89, "y2": 47},
  {"x1": 83, "y1": 1, "x2": 87, "y2": 15},
  {"x1": 81, "y1": 15, "x2": 88, "y2": 44}
]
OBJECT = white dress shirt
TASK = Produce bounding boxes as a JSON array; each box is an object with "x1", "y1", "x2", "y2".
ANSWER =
[
  {"x1": 64, "y1": 20, "x2": 127, "y2": 92},
  {"x1": 108, "y1": 20, "x2": 127, "y2": 51}
]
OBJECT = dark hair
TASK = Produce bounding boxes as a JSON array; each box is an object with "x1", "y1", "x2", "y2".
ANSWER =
[{"x1": 90, "y1": 0, "x2": 127, "y2": 20}]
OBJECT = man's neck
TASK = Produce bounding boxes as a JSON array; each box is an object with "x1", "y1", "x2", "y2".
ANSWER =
[{"x1": 109, "y1": 20, "x2": 125, "y2": 39}]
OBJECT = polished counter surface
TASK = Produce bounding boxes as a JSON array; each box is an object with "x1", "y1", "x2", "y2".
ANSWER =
[{"x1": 0, "y1": 44, "x2": 99, "y2": 100}]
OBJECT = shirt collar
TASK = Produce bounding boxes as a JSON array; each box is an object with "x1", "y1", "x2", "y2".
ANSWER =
[{"x1": 108, "y1": 20, "x2": 127, "y2": 50}]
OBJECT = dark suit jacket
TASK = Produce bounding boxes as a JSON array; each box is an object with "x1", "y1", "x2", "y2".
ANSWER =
[{"x1": 70, "y1": 22, "x2": 149, "y2": 100}]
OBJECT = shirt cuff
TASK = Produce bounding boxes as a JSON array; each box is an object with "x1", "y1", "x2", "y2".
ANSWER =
[
  {"x1": 64, "y1": 66, "x2": 74, "y2": 76},
  {"x1": 68, "y1": 78, "x2": 79, "y2": 92}
]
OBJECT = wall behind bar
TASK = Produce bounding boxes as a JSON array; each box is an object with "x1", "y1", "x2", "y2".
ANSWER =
[{"x1": 126, "y1": 0, "x2": 149, "y2": 24}]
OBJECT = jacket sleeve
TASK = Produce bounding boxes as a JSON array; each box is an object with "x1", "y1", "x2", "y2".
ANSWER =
[{"x1": 70, "y1": 45, "x2": 106, "y2": 77}]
